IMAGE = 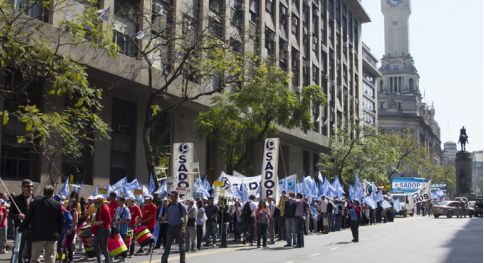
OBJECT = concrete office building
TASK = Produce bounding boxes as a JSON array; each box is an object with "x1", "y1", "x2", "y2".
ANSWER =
[
  {"x1": 361, "y1": 42, "x2": 380, "y2": 129},
  {"x1": 0, "y1": 0, "x2": 371, "y2": 192},
  {"x1": 377, "y1": 0, "x2": 442, "y2": 173},
  {"x1": 442, "y1": 141, "x2": 458, "y2": 166},
  {"x1": 471, "y1": 150, "x2": 483, "y2": 195}
]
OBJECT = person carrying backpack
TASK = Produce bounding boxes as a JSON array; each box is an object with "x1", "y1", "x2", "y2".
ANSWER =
[
  {"x1": 161, "y1": 191, "x2": 187, "y2": 263},
  {"x1": 347, "y1": 200, "x2": 362, "y2": 242},
  {"x1": 241, "y1": 195, "x2": 257, "y2": 245}
]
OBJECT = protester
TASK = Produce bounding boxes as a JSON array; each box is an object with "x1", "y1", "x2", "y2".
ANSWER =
[
  {"x1": 204, "y1": 197, "x2": 218, "y2": 247},
  {"x1": 126, "y1": 196, "x2": 142, "y2": 257},
  {"x1": 218, "y1": 198, "x2": 230, "y2": 248},
  {"x1": 282, "y1": 193, "x2": 295, "y2": 246},
  {"x1": 195, "y1": 200, "x2": 206, "y2": 251},
  {"x1": 161, "y1": 191, "x2": 187, "y2": 263},
  {"x1": 332, "y1": 198, "x2": 343, "y2": 231},
  {"x1": 266, "y1": 196, "x2": 276, "y2": 244},
  {"x1": 154, "y1": 198, "x2": 169, "y2": 250},
  {"x1": 65, "y1": 199, "x2": 78, "y2": 263},
  {"x1": 291, "y1": 193, "x2": 306, "y2": 248},
  {"x1": 108, "y1": 192, "x2": 119, "y2": 219},
  {"x1": 10, "y1": 179, "x2": 36, "y2": 263},
  {"x1": 310, "y1": 198, "x2": 319, "y2": 233},
  {"x1": 242, "y1": 195, "x2": 257, "y2": 246},
  {"x1": 319, "y1": 195, "x2": 329, "y2": 234},
  {"x1": 347, "y1": 200, "x2": 362, "y2": 242},
  {"x1": 255, "y1": 200, "x2": 270, "y2": 248},
  {"x1": 19, "y1": 185, "x2": 63, "y2": 263},
  {"x1": 277, "y1": 193, "x2": 286, "y2": 241},
  {"x1": 0, "y1": 198, "x2": 8, "y2": 253},
  {"x1": 184, "y1": 199, "x2": 197, "y2": 252},
  {"x1": 92, "y1": 195, "x2": 112, "y2": 263},
  {"x1": 230, "y1": 200, "x2": 242, "y2": 242},
  {"x1": 113, "y1": 196, "x2": 130, "y2": 262},
  {"x1": 138, "y1": 195, "x2": 157, "y2": 254}
]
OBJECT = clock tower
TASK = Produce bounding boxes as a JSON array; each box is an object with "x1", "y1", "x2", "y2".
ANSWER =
[
  {"x1": 382, "y1": 0, "x2": 411, "y2": 56},
  {"x1": 379, "y1": 0, "x2": 420, "y2": 96},
  {"x1": 377, "y1": 0, "x2": 442, "y2": 173}
]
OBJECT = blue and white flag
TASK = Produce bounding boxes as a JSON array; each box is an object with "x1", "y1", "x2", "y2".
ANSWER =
[
  {"x1": 112, "y1": 177, "x2": 127, "y2": 192},
  {"x1": 375, "y1": 190, "x2": 384, "y2": 202},
  {"x1": 296, "y1": 182, "x2": 303, "y2": 195},
  {"x1": 382, "y1": 200, "x2": 392, "y2": 209},
  {"x1": 363, "y1": 196, "x2": 377, "y2": 209},
  {"x1": 393, "y1": 198, "x2": 402, "y2": 213},
  {"x1": 202, "y1": 177, "x2": 212, "y2": 196},
  {"x1": 331, "y1": 176, "x2": 345, "y2": 198},
  {"x1": 59, "y1": 177, "x2": 69, "y2": 197},
  {"x1": 303, "y1": 176, "x2": 318, "y2": 197},
  {"x1": 149, "y1": 174, "x2": 156, "y2": 194}
]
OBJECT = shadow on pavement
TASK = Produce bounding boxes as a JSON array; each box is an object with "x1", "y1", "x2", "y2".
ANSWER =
[{"x1": 441, "y1": 218, "x2": 482, "y2": 263}]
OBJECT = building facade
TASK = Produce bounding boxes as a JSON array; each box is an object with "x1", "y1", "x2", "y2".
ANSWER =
[
  {"x1": 361, "y1": 42, "x2": 380, "y2": 129},
  {"x1": 442, "y1": 141, "x2": 458, "y2": 166},
  {"x1": 378, "y1": 0, "x2": 442, "y2": 172},
  {"x1": 0, "y1": 0, "x2": 371, "y2": 192},
  {"x1": 471, "y1": 150, "x2": 483, "y2": 195}
]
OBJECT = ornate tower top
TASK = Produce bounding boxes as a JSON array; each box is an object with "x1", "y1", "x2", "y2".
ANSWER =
[{"x1": 381, "y1": 0, "x2": 411, "y2": 57}]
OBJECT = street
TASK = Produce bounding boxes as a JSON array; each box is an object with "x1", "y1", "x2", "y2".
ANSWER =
[{"x1": 134, "y1": 216, "x2": 482, "y2": 263}]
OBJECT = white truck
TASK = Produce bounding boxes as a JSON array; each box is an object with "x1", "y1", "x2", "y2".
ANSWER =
[{"x1": 390, "y1": 192, "x2": 416, "y2": 217}]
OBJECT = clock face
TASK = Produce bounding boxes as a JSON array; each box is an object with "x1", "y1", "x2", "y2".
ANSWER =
[{"x1": 388, "y1": 0, "x2": 401, "y2": 7}]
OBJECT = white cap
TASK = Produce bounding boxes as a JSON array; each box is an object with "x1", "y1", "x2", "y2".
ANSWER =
[{"x1": 144, "y1": 195, "x2": 153, "y2": 200}]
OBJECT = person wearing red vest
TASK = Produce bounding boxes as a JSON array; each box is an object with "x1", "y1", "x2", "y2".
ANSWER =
[{"x1": 92, "y1": 195, "x2": 112, "y2": 263}]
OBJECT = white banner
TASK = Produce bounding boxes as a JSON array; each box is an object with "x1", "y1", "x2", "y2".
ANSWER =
[
  {"x1": 261, "y1": 138, "x2": 280, "y2": 200},
  {"x1": 171, "y1": 143, "x2": 195, "y2": 199},
  {"x1": 217, "y1": 172, "x2": 261, "y2": 198}
]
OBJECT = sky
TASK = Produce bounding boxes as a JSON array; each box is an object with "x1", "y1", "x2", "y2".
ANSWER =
[{"x1": 360, "y1": 0, "x2": 483, "y2": 152}]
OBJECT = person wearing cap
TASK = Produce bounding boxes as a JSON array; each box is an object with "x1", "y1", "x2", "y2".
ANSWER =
[
  {"x1": 319, "y1": 195, "x2": 329, "y2": 234},
  {"x1": 126, "y1": 197, "x2": 141, "y2": 257},
  {"x1": 108, "y1": 192, "x2": 119, "y2": 219},
  {"x1": 161, "y1": 191, "x2": 187, "y2": 263},
  {"x1": 92, "y1": 195, "x2": 112, "y2": 263},
  {"x1": 137, "y1": 195, "x2": 157, "y2": 254},
  {"x1": 19, "y1": 185, "x2": 63, "y2": 263},
  {"x1": 113, "y1": 197, "x2": 130, "y2": 262},
  {"x1": 184, "y1": 199, "x2": 197, "y2": 252},
  {"x1": 10, "y1": 179, "x2": 37, "y2": 263}
]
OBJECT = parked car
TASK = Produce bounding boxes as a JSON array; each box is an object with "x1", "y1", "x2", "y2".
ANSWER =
[{"x1": 431, "y1": 201, "x2": 474, "y2": 218}]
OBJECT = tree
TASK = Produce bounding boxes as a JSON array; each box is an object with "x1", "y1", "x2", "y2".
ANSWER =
[
  {"x1": 112, "y1": 3, "x2": 242, "y2": 190},
  {"x1": 382, "y1": 131, "x2": 429, "y2": 179},
  {"x1": 0, "y1": 0, "x2": 113, "y2": 186},
  {"x1": 197, "y1": 57, "x2": 326, "y2": 175},
  {"x1": 319, "y1": 127, "x2": 428, "y2": 187}
]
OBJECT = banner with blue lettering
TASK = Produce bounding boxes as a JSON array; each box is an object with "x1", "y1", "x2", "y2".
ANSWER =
[
  {"x1": 261, "y1": 138, "x2": 280, "y2": 200},
  {"x1": 171, "y1": 143, "x2": 195, "y2": 199},
  {"x1": 391, "y1": 177, "x2": 429, "y2": 193}
]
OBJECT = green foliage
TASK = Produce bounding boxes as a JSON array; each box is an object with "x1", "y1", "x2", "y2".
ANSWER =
[
  {"x1": 197, "y1": 58, "x2": 327, "y2": 174},
  {"x1": 0, "y1": 0, "x2": 112, "y2": 184},
  {"x1": 319, "y1": 127, "x2": 430, "y2": 186}
]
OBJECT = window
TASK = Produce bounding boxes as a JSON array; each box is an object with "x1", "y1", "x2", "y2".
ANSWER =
[
  {"x1": 110, "y1": 98, "x2": 137, "y2": 183},
  {"x1": 17, "y1": 0, "x2": 49, "y2": 22},
  {"x1": 265, "y1": 0, "x2": 273, "y2": 13},
  {"x1": 363, "y1": 97, "x2": 375, "y2": 111},
  {"x1": 363, "y1": 82, "x2": 374, "y2": 98},
  {"x1": 113, "y1": 30, "x2": 137, "y2": 57},
  {"x1": 292, "y1": 15, "x2": 299, "y2": 35},
  {"x1": 209, "y1": 0, "x2": 222, "y2": 14},
  {"x1": 363, "y1": 112, "x2": 375, "y2": 126},
  {"x1": 409, "y1": 78, "x2": 414, "y2": 91},
  {"x1": 0, "y1": 79, "x2": 41, "y2": 181}
]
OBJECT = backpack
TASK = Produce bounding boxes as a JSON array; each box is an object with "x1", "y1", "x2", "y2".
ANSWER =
[
  {"x1": 241, "y1": 202, "x2": 252, "y2": 223},
  {"x1": 349, "y1": 207, "x2": 359, "y2": 221}
]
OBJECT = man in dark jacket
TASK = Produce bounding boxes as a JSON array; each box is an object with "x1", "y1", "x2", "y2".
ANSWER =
[
  {"x1": 9, "y1": 179, "x2": 36, "y2": 263},
  {"x1": 19, "y1": 185, "x2": 63, "y2": 263}
]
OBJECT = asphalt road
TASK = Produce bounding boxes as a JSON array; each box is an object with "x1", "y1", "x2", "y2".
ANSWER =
[
  {"x1": 136, "y1": 216, "x2": 482, "y2": 263},
  {"x1": 0, "y1": 216, "x2": 480, "y2": 263}
]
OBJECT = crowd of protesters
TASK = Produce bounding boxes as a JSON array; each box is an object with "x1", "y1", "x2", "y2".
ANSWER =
[{"x1": 0, "y1": 179, "x2": 426, "y2": 263}]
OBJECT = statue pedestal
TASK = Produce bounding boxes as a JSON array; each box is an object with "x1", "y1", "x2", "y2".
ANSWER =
[{"x1": 455, "y1": 151, "x2": 472, "y2": 196}]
